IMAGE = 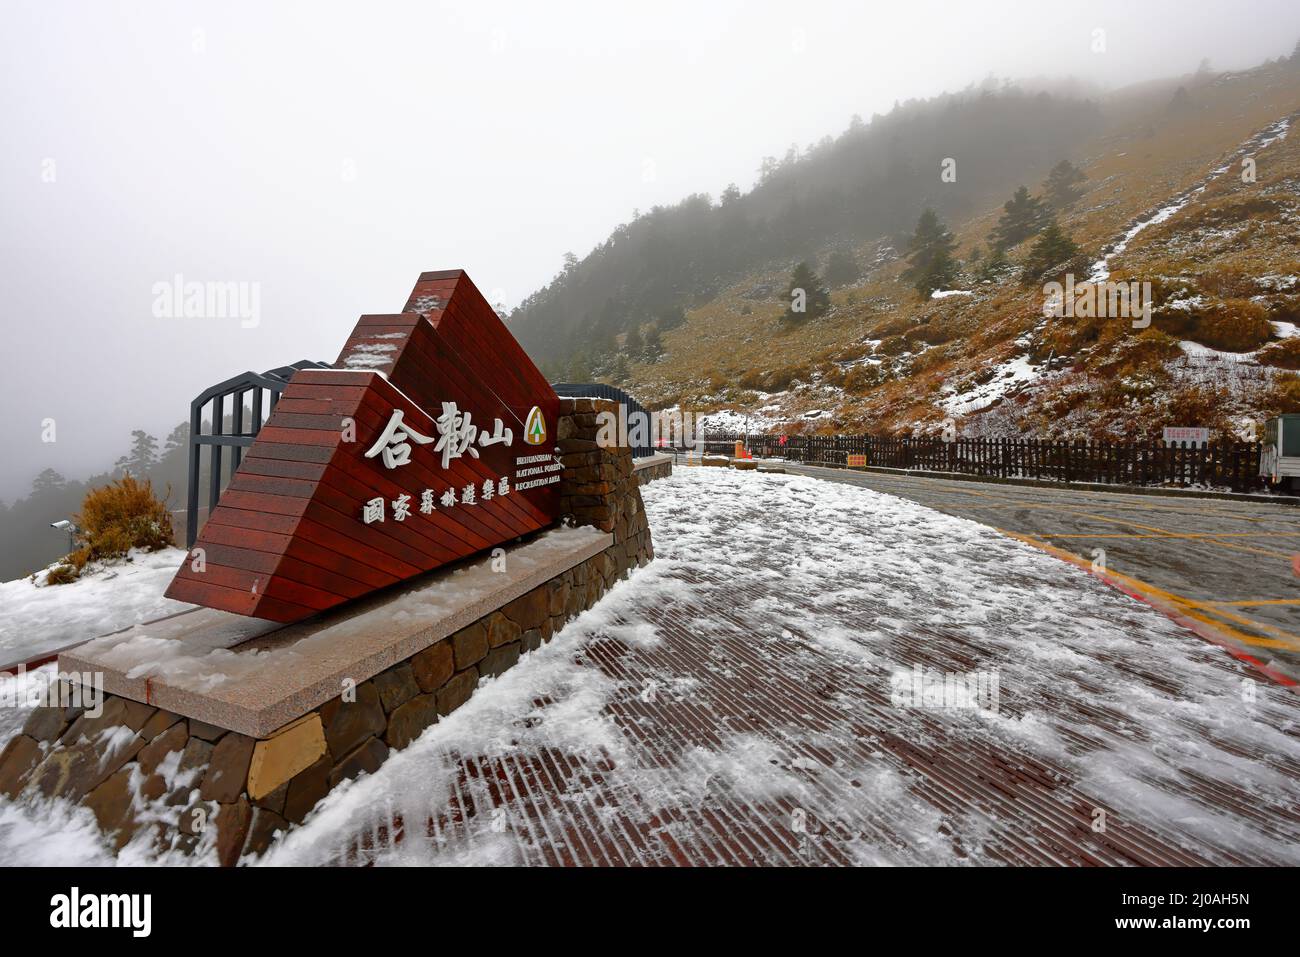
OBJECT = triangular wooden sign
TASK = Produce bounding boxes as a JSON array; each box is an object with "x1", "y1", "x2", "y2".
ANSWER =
[{"x1": 165, "y1": 270, "x2": 562, "y2": 622}]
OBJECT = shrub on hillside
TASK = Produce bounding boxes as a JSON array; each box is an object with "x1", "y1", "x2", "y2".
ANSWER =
[
  {"x1": 45, "y1": 476, "x2": 173, "y2": 585},
  {"x1": 876, "y1": 335, "x2": 908, "y2": 356},
  {"x1": 1156, "y1": 297, "x2": 1271, "y2": 352},
  {"x1": 1175, "y1": 196, "x2": 1281, "y2": 234},
  {"x1": 872, "y1": 315, "x2": 913, "y2": 338},
  {"x1": 843, "y1": 364, "x2": 886, "y2": 393},
  {"x1": 1194, "y1": 302, "x2": 1273, "y2": 352},
  {"x1": 1160, "y1": 385, "x2": 1236, "y2": 437},
  {"x1": 736, "y1": 363, "x2": 810, "y2": 392},
  {"x1": 1264, "y1": 374, "x2": 1300, "y2": 416},
  {"x1": 1258, "y1": 337, "x2": 1300, "y2": 370},
  {"x1": 1264, "y1": 294, "x2": 1300, "y2": 325},
  {"x1": 1095, "y1": 329, "x2": 1184, "y2": 377},
  {"x1": 904, "y1": 322, "x2": 953, "y2": 347}
]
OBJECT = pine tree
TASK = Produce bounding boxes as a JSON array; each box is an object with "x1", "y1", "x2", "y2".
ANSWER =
[
  {"x1": 1025, "y1": 216, "x2": 1080, "y2": 276},
  {"x1": 115, "y1": 430, "x2": 159, "y2": 478},
  {"x1": 623, "y1": 323, "x2": 644, "y2": 358},
  {"x1": 978, "y1": 245, "x2": 1012, "y2": 283},
  {"x1": 901, "y1": 209, "x2": 961, "y2": 297},
  {"x1": 610, "y1": 353, "x2": 630, "y2": 384},
  {"x1": 1042, "y1": 160, "x2": 1087, "y2": 212},
  {"x1": 564, "y1": 351, "x2": 593, "y2": 382},
  {"x1": 824, "y1": 251, "x2": 862, "y2": 288},
  {"x1": 162, "y1": 422, "x2": 190, "y2": 457},
  {"x1": 656, "y1": 305, "x2": 687, "y2": 332},
  {"x1": 31, "y1": 468, "x2": 66, "y2": 494},
  {"x1": 643, "y1": 324, "x2": 665, "y2": 362},
  {"x1": 988, "y1": 186, "x2": 1046, "y2": 250},
  {"x1": 781, "y1": 262, "x2": 831, "y2": 322}
]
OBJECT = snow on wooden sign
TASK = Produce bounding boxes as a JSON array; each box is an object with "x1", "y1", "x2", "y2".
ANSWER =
[{"x1": 165, "y1": 269, "x2": 561, "y2": 622}]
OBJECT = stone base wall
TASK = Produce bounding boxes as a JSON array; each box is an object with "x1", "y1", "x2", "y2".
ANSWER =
[
  {"x1": 634, "y1": 457, "x2": 673, "y2": 485},
  {"x1": 0, "y1": 398, "x2": 652, "y2": 864}
]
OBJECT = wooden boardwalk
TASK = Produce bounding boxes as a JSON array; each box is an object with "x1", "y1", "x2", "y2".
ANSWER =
[{"x1": 299, "y1": 470, "x2": 1300, "y2": 867}]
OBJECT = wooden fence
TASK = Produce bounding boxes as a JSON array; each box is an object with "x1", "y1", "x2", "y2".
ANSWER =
[{"x1": 695, "y1": 433, "x2": 1267, "y2": 493}]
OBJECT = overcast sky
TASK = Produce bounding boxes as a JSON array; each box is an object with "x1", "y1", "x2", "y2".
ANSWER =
[{"x1": 2, "y1": 0, "x2": 1298, "y2": 501}]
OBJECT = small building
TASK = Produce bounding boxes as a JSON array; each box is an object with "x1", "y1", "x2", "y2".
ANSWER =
[{"x1": 1259, "y1": 414, "x2": 1300, "y2": 489}]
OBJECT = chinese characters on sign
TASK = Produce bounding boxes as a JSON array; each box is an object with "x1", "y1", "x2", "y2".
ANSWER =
[
  {"x1": 359, "y1": 403, "x2": 561, "y2": 523},
  {"x1": 1162, "y1": 426, "x2": 1209, "y2": 445},
  {"x1": 362, "y1": 409, "x2": 433, "y2": 469},
  {"x1": 364, "y1": 476, "x2": 513, "y2": 524},
  {"x1": 365, "y1": 402, "x2": 515, "y2": 471}
]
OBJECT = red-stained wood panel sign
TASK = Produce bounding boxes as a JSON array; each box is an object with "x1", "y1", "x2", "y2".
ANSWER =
[{"x1": 165, "y1": 270, "x2": 562, "y2": 622}]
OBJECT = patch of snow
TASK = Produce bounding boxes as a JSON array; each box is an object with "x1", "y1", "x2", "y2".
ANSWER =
[
  {"x1": 697, "y1": 407, "x2": 787, "y2": 432},
  {"x1": 1089, "y1": 114, "x2": 1297, "y2": 284},
  {"x1": 1177, "y1": 340, "x2": 1258, "y2": 362},
  {"x1": 1270, "y1": 321, "x2": 1299, "y2": 339},
  {"x1": 0, "y1": 549, "x2": 193, "y2": 666},
  {"x1": 1257, "y1": 274, "x2": 1299, "y2": 292},
  {"x1": 1162, "y1": 295, "x2": 1208, "y2": 312},
  {"x1": 930, "y1": 289, "x2": 973, "y2": 299},
  {"x1": 940, "y1": 354, "x2": 1043, "y2": 416}
]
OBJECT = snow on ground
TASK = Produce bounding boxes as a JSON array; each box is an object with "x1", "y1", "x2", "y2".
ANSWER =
[
  {"x1": 0, "y1": 548, "x2": 194, "y2": 665},
  {"x1": 696, "y1": 405, "x2": 789, "y2": 433},
  {"x1": 1089, "y1": 114, "x2": 1296, "y2": 284},
  {"x1": 3, "y1": 470, "x2": 1296, "y2": 865},
  {"x1": 930, "y1": 289, "x2": 973, "y2": 299},
  {"x1": 1177, "y1": 340, "x2": 1258, "y2": 362},
  {"x1": 940, "y1": 354, "x2": 1043, "y2": 416}
]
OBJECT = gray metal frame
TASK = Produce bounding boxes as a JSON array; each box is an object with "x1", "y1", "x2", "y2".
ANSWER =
[
  {"x1": 550, "y1": 382, "x2": 663, "y2": 458},
  {"x1": 185, "y1": 360, "x2": 329, "y2": 547}
]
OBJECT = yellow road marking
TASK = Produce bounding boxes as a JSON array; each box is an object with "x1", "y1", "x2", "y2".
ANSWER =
[
  {"x1": 1020, "y1": 507, "x2": 1300, "y2": 562},
  {"x1": 1205, "y1": 598, "x2": 1300, "y2": 607},
  {"x1": 1033, "y1": 531, "x2": 1300, "y2": 541},
  {"x1": 914, "y1": 499, "x2": 1300, "y2": 526},
  {"x1": 998, "y1": 528, "x2": 1300, "y2": 652}
]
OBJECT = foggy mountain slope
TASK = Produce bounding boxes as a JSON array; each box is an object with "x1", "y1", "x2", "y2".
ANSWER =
[
  {"x1": 523, "y1": 51, "x2": 1300, "y2": 441},
  {"x1": 507, "y1": 83, "x2": 1104, "y2": 367}
]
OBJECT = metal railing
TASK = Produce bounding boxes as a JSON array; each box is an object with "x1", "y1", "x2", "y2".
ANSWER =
[
  {"x1": 550, "y1": 382, "x2": 659, "y2": 458},
  {"x1": 185, "y1": 360, "x2": 329, "y2": 547}
]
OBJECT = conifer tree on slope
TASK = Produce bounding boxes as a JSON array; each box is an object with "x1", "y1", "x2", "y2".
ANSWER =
[
  {"x1": 623, "y1": 323, "x2": 644, "y2": 359},
  {"x1": 781, "y1": 262, "x2": 831, "y2": 321},
  {"x1": 988, "y1": 185, "x2": 1046, "y2": 250},
  {"x1": 1042, "y1": 160, "x2": 1087, "y2": 212},
  {"x1": 115, "y1": 430, "x2": 159, "y2": 478},
  {"x1": 1025, "y1": 214, "x2": 1080, "y2": 277},
  {"x1": 901, "y1": 209, "x2": 961, "y2": 297},
  {"x1": 642, "y1": 323, "x2": 665, "y2": 362}
]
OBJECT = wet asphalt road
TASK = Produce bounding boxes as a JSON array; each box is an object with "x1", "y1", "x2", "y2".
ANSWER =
[{"x1": 781, "y1": 464, "x2": 1300, "y2": 682}]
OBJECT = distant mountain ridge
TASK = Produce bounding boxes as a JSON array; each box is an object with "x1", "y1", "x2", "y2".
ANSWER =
[
  {"x1": 511, "y1": 48, "x2": 1300, "y2": 446},
  {"x1": 509, "y1": 82, "x2": 1103, "y2": 371}
]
